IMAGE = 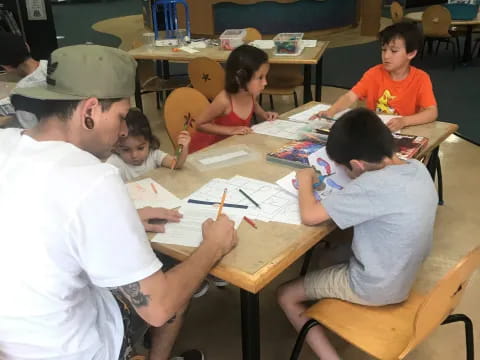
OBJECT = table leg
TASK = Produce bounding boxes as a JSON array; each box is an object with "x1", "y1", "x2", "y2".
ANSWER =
[
  {"x1": 134, "y1": 68, "x2": 143, "y2": 111},
  {"x1": 462, "y1": 25, "x2": 473, "y2": 63},
  {"x1": 303, "y1": 65, "x2": 312, "y2": 103},
  {"x1": 426, "y1": 146, "x2": 444, "y2": 205},
  {"x1": 315, "y1": 58, "x2": 323, "y2": 102},
  {"x1": 240, "y1": 289, "x2": 260, "y2": 360}
]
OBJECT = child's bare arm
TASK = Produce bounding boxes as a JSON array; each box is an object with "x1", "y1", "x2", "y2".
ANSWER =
[
  {"x1": 386, "y1": 105, "x2": 438, "y2": 132},
  {"x1": 254, "y1": 101, "x2": 278, "y2": 122},
  {"x1": 195, "y1": 92, "x2": 250, "y2": 135},
  {"x1": 296, "y1": 168, "x2": 331, "y2": 225},
  {"x1": 310, "y1": 91, "x2": 358, "y2": 120}
]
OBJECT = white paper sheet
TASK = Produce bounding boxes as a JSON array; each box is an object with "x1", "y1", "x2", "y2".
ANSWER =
[
  {"x1": 198, "y1": 150, "x2": 249, "y2": 165},
  {"x1": 126, "y1": 178, "x2": 183, "y2": 210},
  {"x1": 288, "y1": 105, "x2": 352, "y2": 123},
  {"x1": 151, "y1": 203, "x2": 245, "y2": 247},
  {"x1": 276, "y1": 147, "x2": 351, "y2": 201},
  {"x1": 252, "y1": 119, "x2": 307, "y2": 140},
  {"x1": 377, "y1": 114, "x2": 397, "y2": 124},
  {"x1": 187, "y1": 176, "x2": 302, "y2": 225}
]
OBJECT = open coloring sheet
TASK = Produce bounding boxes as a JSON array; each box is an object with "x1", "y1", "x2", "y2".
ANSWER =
[
  {"x1": 151, "y1": 202, "x2": 245, "y2": 247},
  {"x1": 252, "y1": 119, "x2": 307, "y2": 140},
  {"x1": 126, "y1": 178, "x2": 184, "y2": 210},
  {"x1": 186, "y1": 176, "x2": 301, "y2": 225},
  {"x1": 276, "y1": 147, "x2": 351, "y2": 200},
  {"x1": 287, "y1": 104, "x2": 351, "y2": 123}
]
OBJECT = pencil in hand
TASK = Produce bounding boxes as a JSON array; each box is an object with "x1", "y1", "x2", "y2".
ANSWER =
[{"x1": 216, "y1": 188, "x2": 227, "y2": 220}]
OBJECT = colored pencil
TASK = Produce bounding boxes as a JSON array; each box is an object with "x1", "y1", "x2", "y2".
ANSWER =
[
  {"x1": 187, "y1": 199, "x2": 248, "y2": 209},
  {"x1": 238, "y1": 189, "x2": 261, "y2": 208},
  {"x1": 216, "y1": 188, "x2": 227, "y2": 220},
  {"x1": 151, "y1": 182, "x2": 158, "y2": 194},
  {"x1": 320, "y1": 115, "x2": 336, "y2": 122},
  {"x1": 243, "y1": 216, "x2": 257, "y2": 229}
]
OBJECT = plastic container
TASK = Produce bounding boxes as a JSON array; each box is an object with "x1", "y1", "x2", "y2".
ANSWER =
[
  {"x1": 273, "y1": 32, "x2": 304, "y2": 55},
  {"x1": 219, "y1": 29, "x2": 246, "y2": 50},
  {"x1": 445, "y1": 3, "x2": 479, "y2": 20}
]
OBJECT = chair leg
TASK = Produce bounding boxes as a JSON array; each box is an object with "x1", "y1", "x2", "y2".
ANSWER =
[
  {"x1": 269, "y1": 95, "x2": 274, "y2": 110},
  {"x1": 259, "y1": 94, "x2": 263, "y2": 106},
  {"x1": 441, "y1": 314, "x2": 474, "y2": 360},
  {"x1": 435, "y1": 40, "x2": 440, "y2": 55},
  {"x1": 456, "y1": 37, "x2": 461, "y2": 60},
  {"x1": 156, "y1": 92, "x2": 161, "y2": 109},
  {"x1": 420, "y1": 39, "x2": 426, "y2": 59},
  {"x1": 452, "y1": 40, "x2": 457, "y2": 71},
  {"x1": 289, "y1": 319, "x2": 321, "y2": 360},
  {"x1": 293, "y1": 91, "x2": 299, "y2": 108},
  {"x1": 437, "y1": 156, "x2": 444, "y2": 205}
]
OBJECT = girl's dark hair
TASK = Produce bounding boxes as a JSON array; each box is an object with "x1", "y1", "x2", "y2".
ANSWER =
[
  {"x1": 326, "y1": 108, "x2": 394, "y2": 170},
  {"x1": 125, "y1": 108, "x2": 160, "y2": 150},
  {"x1": 224, "y1": 45, "x2": 268, "y2": 94}
]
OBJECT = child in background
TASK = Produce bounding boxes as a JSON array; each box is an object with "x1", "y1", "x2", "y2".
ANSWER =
[
  {"x1": 189, "y1": 45, "x2": 278, "y2": 153},
  {"x1": 107, "y1": 108, "x2": 190, "y2": 182},
  {"x1": 312, "y1": 22, "x2": 438, "y2": 132},
  {"x1": 278, "y1": 108, "x2": 438, "y2": 360}
]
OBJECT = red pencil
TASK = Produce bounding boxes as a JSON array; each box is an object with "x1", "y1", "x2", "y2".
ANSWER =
[
  {"x1": 243, "y1": 216, "x2": 257, "y2": 229},
  {"x1": 151, "y1": 182, "x2": 158, "y2": 194}
]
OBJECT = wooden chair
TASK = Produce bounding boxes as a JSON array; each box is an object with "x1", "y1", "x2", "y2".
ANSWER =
[
  {"x1": 132, "y1": 40, "x2": 190, "y2": 109},
  {"x1": 244, "y1": 27, "x2": 303, "y2": 110},
  {"x1": 420, "y1": 5, "x2": 461, "y2": 70},
  {"x1": 290, "y1": 246, "x2": 480, "y2": 360},
  {"x1": 390, "y1": 1, "x2": 404, "y2": 23},
  {"x1": 163, "y1": 87, "x2": 209, "y2": 147},
  {"x1": 187, "y1": 57, "x2": 225, "y2": 101}
]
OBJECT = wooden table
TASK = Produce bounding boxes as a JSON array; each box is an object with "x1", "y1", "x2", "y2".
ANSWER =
[
  {"x1": 128, "y1": 41, "x2": 329, "y2": 109},
  {"x1": 145, "y1": 102, "x2": 457, "y2": 360},
  {"x1": 405, "y1": 11, "x2": 480, "y2": 62}
]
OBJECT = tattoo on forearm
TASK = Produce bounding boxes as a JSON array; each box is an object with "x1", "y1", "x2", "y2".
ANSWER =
[{"x1": 120, "y1": 282, "x2": 150, "y2": 308}]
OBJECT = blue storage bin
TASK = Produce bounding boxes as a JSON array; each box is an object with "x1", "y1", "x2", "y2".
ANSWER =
[{"x1": 445, "y1": 4, "x2": 479, "y2": 20}]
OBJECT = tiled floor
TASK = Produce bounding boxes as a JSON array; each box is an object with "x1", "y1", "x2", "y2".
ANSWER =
[{"x1": 140, "y1": 85, "x2": 480, "y2": 360}]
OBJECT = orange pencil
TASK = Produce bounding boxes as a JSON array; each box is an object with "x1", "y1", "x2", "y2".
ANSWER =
[
  {"x1": 151, "y1": 182, "x2": 158, "y2": 194},
  {"x1": 216, "y1": 188, "x2": 227, "y2": 220},
  {"x1": 243, "y1": 216, "x2": 257, "y2": 229}
]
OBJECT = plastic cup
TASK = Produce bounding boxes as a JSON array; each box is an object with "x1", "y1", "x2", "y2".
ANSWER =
[
  {"x1": 142, "y1": 32, "x2": 155, "y2": 50},
  {"x1": 175, "y1": 29, "x2": 187, "y2": 46}
]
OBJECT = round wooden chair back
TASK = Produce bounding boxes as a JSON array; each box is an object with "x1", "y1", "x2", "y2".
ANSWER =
[
  {"x1": 163, "y1": 87, "x2": 209, "y2": 147},
  {"x1": 244, "y1": 27, "x2": 262, "y2": 42},
  {"x1": 391, "y1": 1, "x2": 404, "y2": 23},
  {"x1": 422, "y1": 5, "x2": 452, "y2": 38},
  {"x1": 400, "y1": 246, "x2": 480, "y2": 357},
  {"x1": 188, "y1": 57, "x2": 225, "y2": 101}
]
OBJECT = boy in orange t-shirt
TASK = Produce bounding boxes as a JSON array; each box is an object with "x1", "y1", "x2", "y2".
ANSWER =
[{"x1": 313, "y1": 22, "x2": 438, "y2": 132}]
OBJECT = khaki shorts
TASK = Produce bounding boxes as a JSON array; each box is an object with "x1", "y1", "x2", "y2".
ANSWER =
[{"x1": 304, "y1": 263, "x2": 372, "y2": 305}]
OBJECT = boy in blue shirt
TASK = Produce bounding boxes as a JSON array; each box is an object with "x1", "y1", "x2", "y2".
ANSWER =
[{"x1": 278, "y1": 108, "x2": 438, "y2": 360}]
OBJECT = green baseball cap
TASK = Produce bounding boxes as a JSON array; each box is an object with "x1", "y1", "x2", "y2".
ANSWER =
[{"x1": 12, "y1": 44, "x2": 137, "y2": 100}]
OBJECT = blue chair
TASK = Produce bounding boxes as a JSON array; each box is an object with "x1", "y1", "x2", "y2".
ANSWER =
[{"x1": 152, "y1": 0, "x2": 191, "y2": 40}]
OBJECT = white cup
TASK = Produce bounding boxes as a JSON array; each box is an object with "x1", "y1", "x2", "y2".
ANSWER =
[{"x1": 143, "y1": 32, "x2": 155, "y2": 49}]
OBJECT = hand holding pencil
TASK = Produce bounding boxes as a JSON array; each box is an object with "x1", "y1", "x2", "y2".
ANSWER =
[
  {"x1": 309, "y1": 109, "x2": 336, "y2": 121},
  {"x1": 170, "y1": 130, "x2": 191, "y2": 170}
]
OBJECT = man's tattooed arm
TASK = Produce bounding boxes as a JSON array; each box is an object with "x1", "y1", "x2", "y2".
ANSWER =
[{"x1": 119, "y1": 282, "x2": 151, "y2": 308}]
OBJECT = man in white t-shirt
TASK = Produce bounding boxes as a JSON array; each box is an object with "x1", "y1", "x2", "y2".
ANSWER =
[
  {"x1": 0, "y1": 31, "x2": 47, "y2": 128},
  {"x1": 0, "y1": 45, "x2": 237, "y2": 360}
]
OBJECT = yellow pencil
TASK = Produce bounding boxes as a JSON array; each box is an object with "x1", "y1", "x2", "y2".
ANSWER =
[{"x1": 216, "y1": 188, "x2": 227, "y2": 220}]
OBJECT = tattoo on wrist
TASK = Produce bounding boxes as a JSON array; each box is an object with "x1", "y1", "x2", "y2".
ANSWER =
[{"x1": 120, "y1": 282, "x2": 150, "y2": 308}]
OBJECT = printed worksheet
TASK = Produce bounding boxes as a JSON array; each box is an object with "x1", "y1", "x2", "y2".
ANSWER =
[
  {"x1": 151, "y1": 203, "x2": 245, "y2": 247},
  {"x1": 252, "y1": 119, "x2": 307, "y2": 140},
  {"x1": 287, "y1": 105, "x2": 350, "y2": 123},
  {"x1": 186, "y1": 176, "x2": 301, "y2": 225}
]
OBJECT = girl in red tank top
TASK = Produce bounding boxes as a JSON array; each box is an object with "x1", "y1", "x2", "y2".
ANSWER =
[{"x1": 189, "y1": 45, "x2": 279, "y2": 153}]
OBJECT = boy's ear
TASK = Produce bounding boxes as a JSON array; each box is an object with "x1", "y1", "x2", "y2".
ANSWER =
[{"x1": 407, "y1": 49, "x2": 417, "y2": 60}]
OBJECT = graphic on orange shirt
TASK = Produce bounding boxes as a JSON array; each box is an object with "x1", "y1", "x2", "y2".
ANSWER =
[{"x1": 376, "y1": 90, "x2": 397, "y2": 115}]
